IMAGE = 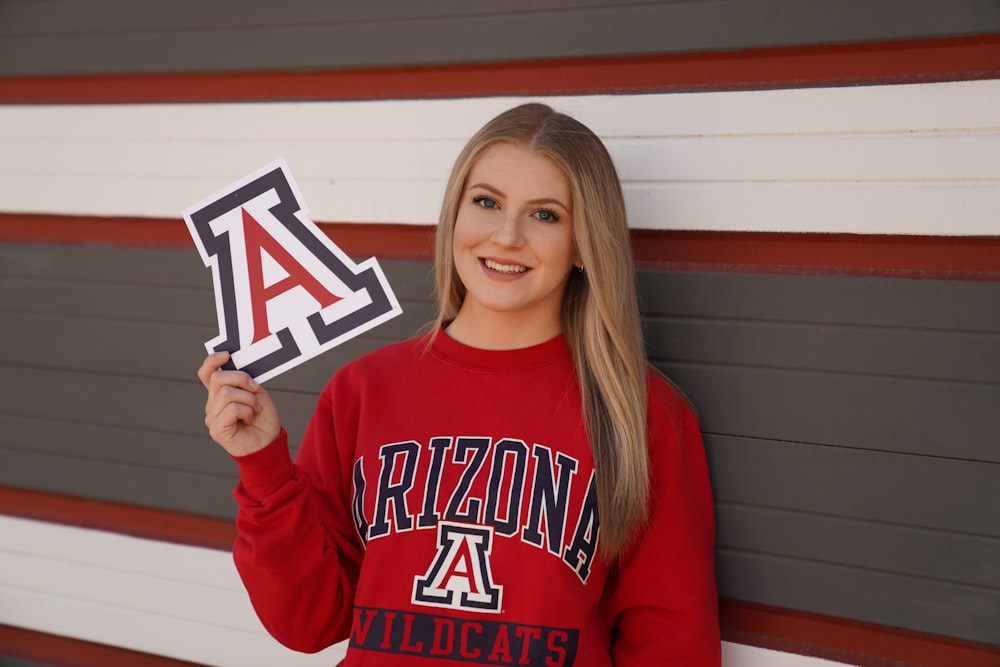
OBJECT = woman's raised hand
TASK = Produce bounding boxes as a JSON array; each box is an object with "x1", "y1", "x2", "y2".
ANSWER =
[{"x1": 198, "y1": 351, "x2": 281, "y2": 457}]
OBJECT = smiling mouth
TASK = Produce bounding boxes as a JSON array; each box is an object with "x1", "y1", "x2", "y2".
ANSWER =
[{"x1": 483, "y1": 258, "x2": 528, "y2": 274}]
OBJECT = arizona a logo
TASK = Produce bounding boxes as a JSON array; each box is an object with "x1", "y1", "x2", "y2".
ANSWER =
[
  {"x1": 413, "y1": 522, "x2": 504, "y2": 613},
  {"x1": 183, "y1": 159, "x2": 402, "y2": 382}
]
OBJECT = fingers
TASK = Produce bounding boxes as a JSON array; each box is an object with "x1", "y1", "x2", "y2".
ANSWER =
[
  {"x1": 198, "y1": 350, "x2": 232, "y2": 389},
  {"x1": 199, "y1": 352, "x2": 259, "y2": 402},
  {"x1": 205, "y1": 381, "x2": 261, "y2": 423},
  {"x1": 208, "y1": 400, "x2": 262, "y2": 445},
  {"x1": 198, "y1": 351, "x2": 281, "y2": 456},
  {"x1": 204, "y1": 364, "x2": 262, "y2": 421},
  {"x1": 200, "y1": 352, "x2": 257, "y2": 424}
]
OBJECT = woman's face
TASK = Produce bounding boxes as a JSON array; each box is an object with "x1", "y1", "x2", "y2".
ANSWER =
[{"x1": 450, "y1": 142, "x2": 580, "y2": 347}]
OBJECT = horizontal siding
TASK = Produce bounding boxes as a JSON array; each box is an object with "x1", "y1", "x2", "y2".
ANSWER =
[
  {"x1": 641, "y1": 271, "x2": 1000, "y2": 464},
  {"x1": 672, "y1": 366, "x2": 998, "y2": 462},
  {"x1": 2, "y1": 2, "x2": 997, "y2": 661},
  {"x1": 646, "y1": 318, "x2": 998, "y2": 383},
  {"x1": 708, "y1": 435, "x2": 998, "y2": 535},
  {"x1": 1, "y1": 0, "x2": 997, "y2": 77},
  {"x1": 639, "y1": 271, "x2": 1000, "y2": 333},
  {"x1": 715, "y1": 549, "x2": 997, "y2": 644},
  {"x1": 2, "y1": 81, "x2": 999, "y2": 235},
  {"x1": 0, "y1": 516, "x2": 345, "y2": 666},
  {"x1": 718, "y1": 503, "x2": 998, "y2": 588},
  {"x1": 2, "y1": 241, "x2": 998, "y2": 648},
  {"x1": 0, "y1": 517, "x2": 849, "y2": 667},
  {"x1": 0, "y1": 421, "x2": 237, "y2": 519},
  {"x1": 640, "y1": 268, "x2": 1000, "y2": 645},
  {"x1": 0, "y1": 244, "x2": 436, "y2": 517}
]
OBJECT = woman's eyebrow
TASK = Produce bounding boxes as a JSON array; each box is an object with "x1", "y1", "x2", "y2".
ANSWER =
[
  {"x1": 467, "y1": 182, "x2": 504, "y2": 197},
  {"x1": 527, "y1": 196, "x2": 570, "y2": 211}
]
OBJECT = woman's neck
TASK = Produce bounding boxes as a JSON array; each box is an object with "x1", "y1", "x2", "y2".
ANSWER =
[{"x1": 445, "y1": 308, "x2": 562, "y2": 350}]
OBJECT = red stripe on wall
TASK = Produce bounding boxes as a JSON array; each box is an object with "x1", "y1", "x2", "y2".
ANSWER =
[
  {"x1": 0, "y1": 213, "x2": 436, "y2": 261},
  {"x1": 630, "y1": 229, "x2": 1000, "y2": 281},
  {"x1": 1, "y1": 215, "x2": 197, "y2": 249},
  {"x1": 3, "y1": 213, "x2": 999, "y2": 280},
  {"x1": 5, "y1": 617, "x2": 997, "y2": 667},
  {"x1": 0, "y1": 35, "x2": 997, "y2": 105},
  {"x1": 0, "y1": 625, "x2": 209, "y2": 667},
  {"x1": 0, "y1": 485, "x2": 235, "y2": 551},
  {"x1": 721, "y1": 600, "x2": 1000, "y2": 667}
]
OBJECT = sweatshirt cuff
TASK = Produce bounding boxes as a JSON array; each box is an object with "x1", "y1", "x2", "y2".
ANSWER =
[{"x1": 232, "y1": 429, "x2": 295, "y2": 502}]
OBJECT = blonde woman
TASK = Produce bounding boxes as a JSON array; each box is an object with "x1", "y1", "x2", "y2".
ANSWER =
[{"x1": 199, "y1": 103, "x2": 720, "y2": 665}]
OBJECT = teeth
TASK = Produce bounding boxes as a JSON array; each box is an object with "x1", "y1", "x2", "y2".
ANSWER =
[{"x1": 484, "y1": 259, "x2": 527, "y2": 274}]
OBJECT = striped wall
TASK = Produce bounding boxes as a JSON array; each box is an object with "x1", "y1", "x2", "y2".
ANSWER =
[
  {"x1": 1, "y1": 515, "x2": 858, "y2": 667},
  {"x1": 2, "y1": 2, "x2": 999, "y2": 664},
  {"x1": 5, "y1": 247, "x2": 998, "y2": 667},
  {"x1": 0, "y1": 515, "x2": 344, "y2": 666},
  {"x1": 3, "y1": 80, "x2": 999, "y2": 667}
]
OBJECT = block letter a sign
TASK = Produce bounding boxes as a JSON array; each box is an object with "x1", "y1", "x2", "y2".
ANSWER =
[{"x1": 183, "y1": 159, "x2": 402, "y2": 383}]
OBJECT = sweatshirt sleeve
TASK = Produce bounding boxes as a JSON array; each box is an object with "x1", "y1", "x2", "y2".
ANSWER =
[
  {"x1": 601, "y1": 373, "x2": 722, "y2": 666},
  {"x1": 231, "y1": 386, "x2": 365, "y2": 654}
]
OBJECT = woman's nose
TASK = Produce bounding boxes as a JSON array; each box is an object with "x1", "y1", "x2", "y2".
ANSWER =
[{"x1": 490, "y1": 212, "x2": 526, "y2": 247}]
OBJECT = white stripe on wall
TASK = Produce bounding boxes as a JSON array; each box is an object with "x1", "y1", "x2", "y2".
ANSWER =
[
  {"x1": 1, "y1": 80, "x2": 997, "y2": 236},
  {"x1": 0, "y1": 515, "x2": 345, "y2": 666},
  {"x1": 0, "y1": 515, "x2": 852, "y2": 666}
]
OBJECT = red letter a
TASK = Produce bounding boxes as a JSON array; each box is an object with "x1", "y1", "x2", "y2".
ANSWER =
[{"x1": 242, "y1": 208, "x2": 341, "y2": 343}]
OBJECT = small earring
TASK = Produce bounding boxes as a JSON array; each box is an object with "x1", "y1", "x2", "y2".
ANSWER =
[{"x1": 576, "y1": 264, "x2": 585, "y2": 273}]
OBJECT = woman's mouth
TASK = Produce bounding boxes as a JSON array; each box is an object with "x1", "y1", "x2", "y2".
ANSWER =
[{"x1": 483, "y1": 258, "x2": 528, "y2": 274}]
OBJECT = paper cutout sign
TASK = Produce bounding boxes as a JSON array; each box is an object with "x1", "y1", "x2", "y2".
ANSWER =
[{"x1": 183, "y1": 159, "x2": 402, "y2": 383}]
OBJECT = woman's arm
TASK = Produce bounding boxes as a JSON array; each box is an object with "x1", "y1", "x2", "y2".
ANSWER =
[
  {"x1": 231, "y1": 426, "x2": 362, "y2": 652},
  {"x1": 198, "y1": 353, "x2": 362, "y2": 652}
]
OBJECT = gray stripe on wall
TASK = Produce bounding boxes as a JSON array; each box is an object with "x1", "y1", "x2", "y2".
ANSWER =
[{"x1": 1, "y1": 0, "x2": 998, "y2": 77}]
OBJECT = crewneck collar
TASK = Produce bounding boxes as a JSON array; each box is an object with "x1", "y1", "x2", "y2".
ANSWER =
[{"x1": 429, "y1": 328, "x2": 570, "y2": 373}]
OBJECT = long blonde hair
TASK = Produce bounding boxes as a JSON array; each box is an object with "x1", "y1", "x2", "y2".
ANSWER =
[{"x1": 433, "y1": 103, "x2": 649, "y2": 559}]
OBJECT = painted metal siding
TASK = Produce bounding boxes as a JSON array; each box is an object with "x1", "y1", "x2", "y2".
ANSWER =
[
  {"x1": 1, "y1": 0, "x2": 998, "y2": 77},
  {"x1": 640, "y1": 270, "x2": 1000, "y2": 643},
  {"x1": 1, "y1": 1, "x2": 998, "y2": 662},
  {"x1": 0, "y1": 243, "x2": 436, "y2": 519},
  {"x1": 0, "y1": 514, "x2": 346, "y2": 666},
  {"x1": 1, "y1": 241, "x2": 997, "y2": 645},
  {"x1": 3, "y1": 82, "x2": 999, "y2": 235},
  {"x1": 0, "y1": 515, "x2": 852, "y2": 667}
]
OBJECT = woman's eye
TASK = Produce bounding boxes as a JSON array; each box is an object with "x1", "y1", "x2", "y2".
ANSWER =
[
  {"x1": 535, "y1": 209, "x2": 559, "y2": 223},
  {"x1": 473, "y1": 195, "x2": 498, "y2": 209}
]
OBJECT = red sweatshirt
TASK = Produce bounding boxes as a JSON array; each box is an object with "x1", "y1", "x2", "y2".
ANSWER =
[{"x1": 232, "y1": 331, "x2": 720, "y2": 666}]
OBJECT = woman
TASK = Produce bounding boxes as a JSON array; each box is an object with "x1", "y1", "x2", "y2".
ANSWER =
[{"x1": 199, "y1": 102, "x2": 720, "y2": 665}]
